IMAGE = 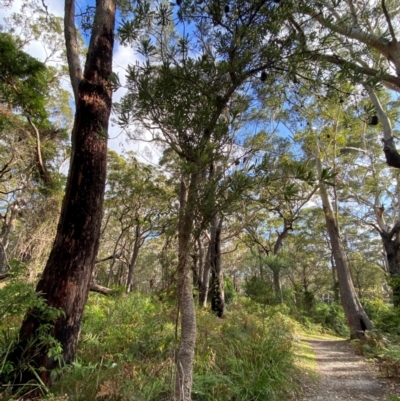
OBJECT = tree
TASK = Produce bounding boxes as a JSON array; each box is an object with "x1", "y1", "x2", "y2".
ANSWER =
[
  {"x1": 3, "y1": 0, "x2": 116, "y2": 393},
  {"x1": 0, "y1": 31, "x2": 70, "y2": 277},
  {"x1": 291, "y1": 86, "x2": 375, "y2": 337},
  {"x1": 98, "y1": 150, "x2": 172, "y2": 291},
  {"x1": 291, "y1": 0, "x2": 400, "y2": 167}
]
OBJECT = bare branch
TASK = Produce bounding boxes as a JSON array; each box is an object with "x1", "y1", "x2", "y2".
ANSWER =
[
  {"x1": 64, "y1": 0, "x2": 83, "y2": 103},
  {"x1": 381, "y1": 0, "x2": 397, "y2": 44},
  {"x1": 27, "y1": 116, "x2": 51, "y2": 182},
  {"x1": 89, "y1": 282, "x2": 114, "y2": 295}
]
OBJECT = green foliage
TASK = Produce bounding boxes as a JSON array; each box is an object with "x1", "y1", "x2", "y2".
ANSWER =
[
  {"x1": 294, "y1": 300, "x2": 349, "y2": 337},
  {"x1": 43, "y1": 294, "x2": 298, "y2": 401},
  {"x1": 0, "y1": 32, "x2": 50, "y2": 120},
  {"x1": 0, "y1": 265, "x2": 64, "y2": 396},
  {"x1": 244, "y1": 276, "x2": 275, "y2": 305},
  {"x1": 361, "y1": 299, "x2": 400, "y2": 335},
  {"x1": 310, "y1": 302, "x2": 349, "y2": 337},
  {"x1": 194, "y1": 303, "x2": 298, "y2": 401},
  {"x1": 223, "y1": 276, "x2": 236, "y2": 304}
]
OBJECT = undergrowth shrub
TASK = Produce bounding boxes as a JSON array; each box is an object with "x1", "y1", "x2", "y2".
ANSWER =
[
  {"x1": 194, "y1": 300, "x2": 298, "y2": 401},
  {"x1": 361, "y1": 299, "x2": 400, "y2": 335},
  {"x1": 352, "y1": 299, "x2": 400, "y2": 378},
  {"x1": 311, "y1": 302, "x2": 348, "y2": 337},
  {"x1": 0, "y1": 265, "x2": 64, "y2": 399},
  {"x1": 48, "y1": 294, "x2": 298, "y2": 401},
  {"x1": 292, "y1": 301, "x2": 348, "y2": 337}
]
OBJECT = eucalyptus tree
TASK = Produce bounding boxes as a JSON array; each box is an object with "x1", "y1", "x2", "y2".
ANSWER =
[
  {"x1": 337, "y1": 87, "x2": 400, "y2": 306},
  {"x1": 237, "y1": 133, "x2": 317, "y2": 303},
  {"x1": 0, "y1": 31, "x2": 70, "y2": 276},
  {"x1": 291, "y1": 85, "x2": 374, "y2": 337},
  {"x1": 2, "y1": 0, "x2": 118, "y2": 392},
  {"x1": 98, "y1": 150, "x2": 173, "y2": 291},
  {"x1": 285, "y1": 208, "x2": 334, "y2": 308}
]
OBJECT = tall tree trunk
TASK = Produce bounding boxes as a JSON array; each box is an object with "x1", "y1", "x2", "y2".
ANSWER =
[
  {"x1": 271, "y1": 223, "x2": 290, "y2": 304},
  {"x1": 126, "y1": 224, "x2": 141, "y2": 292},
  {"x1": 210, "y1": 216, "x2": 225, "y2": 317},
  {"x1": 316, "y1": 157, "x2": 373, "y2": 338},
  {"x1": 175, "y1": 174, "x2": 197, "y2": 401},
  {"x1": 5, "y1": 0, "x2": 116, "y2": 392}
]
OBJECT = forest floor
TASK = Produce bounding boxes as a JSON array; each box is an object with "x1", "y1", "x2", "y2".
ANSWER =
[{"x1": 298, "y1": 335, "x2": 400, "y2": 401}]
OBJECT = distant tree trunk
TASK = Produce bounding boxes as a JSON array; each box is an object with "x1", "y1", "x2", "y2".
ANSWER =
[
  {"x1": 271, "y1": 224, "x2": 290, "y2": 304},
  {"x1": 316, "y1": 157, "x2": 373, "y2": 338},
  {"x1": 210, "y1": 216, "x2": 225, "y2": 317},
  {"x1": 379, "y1": 227, "x2": 400, "y2": 307},
  {"x1": 199, "y1": 241, "x2": 211, "y2": 307},
  {"x1": 175, "y1": 174, "x2": 197, "y2": 401},
  {"x1": 126, "y1": 224, "x2": 141, "y2": 292},
  {"x1": 330, "y1": 252, "x2": 340, "y2": 302},
  {"x1": 196, "y1": 236, "x2": 205, "y2": 291},
  {"x1": 0, "y1": 200, "x2": 20, "y2": 273},
  {"x1": 161, "y1": 235, "x2": 173, "y2": 288},
  {"x1": 5, "y1": 0, "x2": 116, "y2": 393},
  {"x1": 272, "y1": 268, "x2": 283, "y2": 304}
]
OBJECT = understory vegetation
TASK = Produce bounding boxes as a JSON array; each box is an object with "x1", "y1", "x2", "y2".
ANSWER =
[
  {"x1": 1, "y1": 281, "x2": 299, "y2": 401},
  {"x1": 3, "y1": 268, "x2": 400, "y2": 401}
]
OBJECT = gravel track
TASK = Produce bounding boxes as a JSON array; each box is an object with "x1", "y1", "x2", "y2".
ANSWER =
[{"x1": 301, "y1": 338, "x2": 400, "y2": 401}]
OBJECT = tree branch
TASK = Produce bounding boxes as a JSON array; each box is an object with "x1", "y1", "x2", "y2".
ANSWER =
[
  {"x1": 309, "y1": 52, "x2": 400, "y2": 92},
  {"x1": 27, "y1": 116, "x2": 51, "y2": 182},
  {"x1": 89, "y1": 282, "x2": 114, "y2": 295},
  {"x1": 366, "y1": 87, "x2": 400, "y2": 168},
  {"x1": 64, "y1": 0, "x2": 83, "y2": 103},
  {"x1": 381, "y1": 0, "x2": 397, "y2": 44},
  {"x1": 0, "y1": 272, "x2": 9, "y2": 281}
]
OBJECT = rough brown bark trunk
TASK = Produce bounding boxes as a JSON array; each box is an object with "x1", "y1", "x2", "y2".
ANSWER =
[
  {"x1": 317, "y1": 158, "x2": 373, "y2": 338},
  {"x1": 210, "y1": 216, "x2": 225, "y2": 317},
  {"x1": 199, "y1": 241, "x2": 211, "y2": 307},
  {"x1": 5, "y1": 0, "x2": 116, "y2": 393},
  {"x1": 175, "y1": 174, "x2": 197, "y2": 401},
  {"x1": 331, "y1": 252, "x2": 340, "y2": 303}
]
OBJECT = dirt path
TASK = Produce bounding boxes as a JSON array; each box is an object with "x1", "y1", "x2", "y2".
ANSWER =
[{"x1": 301, "y1": 338, "x2": 400, "y2": 401}]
